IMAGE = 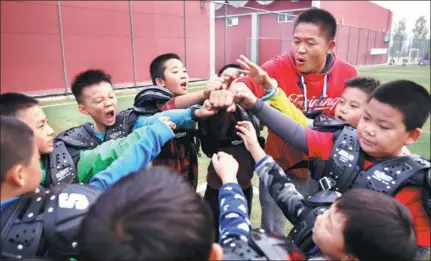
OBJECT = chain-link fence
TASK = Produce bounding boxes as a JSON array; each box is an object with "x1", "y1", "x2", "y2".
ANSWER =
[
  {"x1": 388, "y1": 35, "x2": 430, "y2": 65},
  {"x1": 215, "y1": 2, "x2": 430, "y2": 72}
]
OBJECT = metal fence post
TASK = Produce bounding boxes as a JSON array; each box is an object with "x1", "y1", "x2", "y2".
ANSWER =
[
  {"x1": 183, "y1": 0, "x2": 188, "y2": 68},
  {"x1": 364, "y1": 29, "x2": 370, "y2": 66},
  {"x1": 128, "y1": 0, "x2": 137, "y2": 87},
  {"x1": 356, "y1": 28, "x2": 361, "y2": 65},
  {"x1": 224, "y1": 4, "x2": 227, "y2": 65},
  {"x1": 346, "y1": 25, "x2": 351, "y2": 63},
  {"x1": 57, "y1": 0, "x2": 68, "y2": 94},
  {"x1": 372, "y1": 31, "x2": 377, "y2": 64}
]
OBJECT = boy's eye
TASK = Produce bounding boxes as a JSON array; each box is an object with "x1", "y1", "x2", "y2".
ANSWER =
[{"x1": 380, "y1": 125, "x2": 390, "y2": 130}]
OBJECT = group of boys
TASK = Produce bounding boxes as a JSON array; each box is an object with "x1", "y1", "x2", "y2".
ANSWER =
[{"x1": 1, "y1": 7, "x2": 430, "y2": 261}]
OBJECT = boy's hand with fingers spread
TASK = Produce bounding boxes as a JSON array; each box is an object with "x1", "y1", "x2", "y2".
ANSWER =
[
  {"x1": 212, "y1": 152, "x2": 239, "y2": 185},
  {"x1": 159, "y1": 116, "x2": 176, "y2": 131},
  {"x1": 236, "y1": 121, "x2": 266, "y2": 162}
]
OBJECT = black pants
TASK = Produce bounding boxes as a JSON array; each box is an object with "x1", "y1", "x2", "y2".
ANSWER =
[{"x1": 203, "y1": 184, "x2": 253, "y2": 242}]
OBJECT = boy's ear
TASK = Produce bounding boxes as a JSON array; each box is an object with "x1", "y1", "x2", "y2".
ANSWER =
[
  {"x1": 6, "y1": 165, "x2": 26, "y2": 187},
  {"x1": 155, "y1": 78, "x2": 165, "y2": 87},
  {"x1": 209, "y1": 243, "x2": 223, "y2": 260},
  {"x1": 78, "y1": 104, "x2": 89, "y2": 115},
  {"x1": 404, "y1": 128, "x2": 422, "y2": 146},
  {"x1": 328, "y1": 40, "x2": 336, "y2": 53}
]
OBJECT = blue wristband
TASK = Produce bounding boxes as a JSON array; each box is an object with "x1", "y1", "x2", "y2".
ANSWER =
[{"x1": 261, "y1": 88, "x2": 277, "y2": 101}]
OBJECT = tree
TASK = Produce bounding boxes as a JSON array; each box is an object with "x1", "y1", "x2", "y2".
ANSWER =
[
  {"x1": 390, "y1": 18, "x2": 407, "y2": 58},
  {"x1": 412, "y1": 16, "x2": 429, "y2": 56}
]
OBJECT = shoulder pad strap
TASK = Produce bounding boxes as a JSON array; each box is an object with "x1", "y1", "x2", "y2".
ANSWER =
[
  {"x1": 304, "y1": 109, "x2": 323, "y2": 120},
  {"x1": 288, "y1": 192, "x2": 339, "y2": 254},
  {"x1": 304, "y1": 190, "x2": 341, "y2": 206},
  {"x1": 236, "y1": 105, "x2": 261, "y2": 137},
  {"x1": 43, "y1": 184, "x2": 102, "y2": 257},
  {"x1": 288, "y1": 203, "x2": 329, "y2": 254},
  {"x1": 133, "y1": 86, "x2": 174, "y2": 115},
  {"x1": 48, "y1": 141, "x2": 77, "y2": 186},
  {"x1": 356, "y1": 155, "x2": 430, "y2": 196},
  {"x1": 313, "y1": 118, "x2": 346, "y2": 132},
  {"x1": 55, "y1": 124, "x2": 100, "y2": 150}
]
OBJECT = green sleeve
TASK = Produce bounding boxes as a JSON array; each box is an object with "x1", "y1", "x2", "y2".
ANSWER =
[{"x1": 76, "y1": 127, "x2": 154, "y2": 183}]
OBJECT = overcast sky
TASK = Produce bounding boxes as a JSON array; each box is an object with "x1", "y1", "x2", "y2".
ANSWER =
[{"x1": 372, "y1": 1, "x2": 430, "y2": 37}]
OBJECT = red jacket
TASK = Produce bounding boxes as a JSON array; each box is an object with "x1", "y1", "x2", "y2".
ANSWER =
[{"x1": 239, "y1": 52, "x2": 357, "y2": 177}]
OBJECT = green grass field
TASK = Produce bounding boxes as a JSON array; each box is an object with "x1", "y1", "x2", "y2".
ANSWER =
[{"x1": 41, "y1": 65, "x2": 431, "y2": 241}]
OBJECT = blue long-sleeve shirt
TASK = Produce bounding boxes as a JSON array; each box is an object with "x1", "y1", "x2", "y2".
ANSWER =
[
  {"x1": 132, "y1": 108, "x2": 196, "y2": 131},
  {"x1": 1, "y1": 120, "x2": 174, "y2": 211},
  {"x1": 218, "y1": 182, "x2": 253, "y2": 245},
  {"x1": 92, "y1": 108, "x2": 196, "y2": 140}
]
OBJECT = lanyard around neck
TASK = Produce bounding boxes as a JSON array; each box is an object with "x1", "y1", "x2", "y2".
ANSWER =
[{"x1": 299, "y1": 74, "x2": 328, "y2": 112}]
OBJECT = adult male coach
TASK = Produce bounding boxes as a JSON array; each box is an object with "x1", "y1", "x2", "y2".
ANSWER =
[{"x1": 229, "y1": 8, "x2": 357, "y2": 235}]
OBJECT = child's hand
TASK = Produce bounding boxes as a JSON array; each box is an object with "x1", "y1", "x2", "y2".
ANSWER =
[
  {"x1": 209, "y1": 89, "x2": 236, "y2": 112},
  {"x1": 159, "y1": 116, "x2": 176, "y2": 130},
  {"x1": 237, "y1": 55, "x2": 275, "y2": 90},
  {"x1": 212, "y1": 152, "x2": 239, "y2": 184},
  {"x1": 204, "y1": 76, "x2": 225, "y2": 97},
  {"x1": 236, "y1": 121, "x2": 259, "y2": 152},
  {"x1": 233, "y1": 85, "x2": 258, "y2": 109},
  {"x1": 194, "y1": 100, "x2": 219, "y2": 118}
]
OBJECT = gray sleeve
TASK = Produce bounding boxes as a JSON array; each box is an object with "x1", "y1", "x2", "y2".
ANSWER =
[
  {"x1": 415, "y1": 246, "x2": 430, "y2": 260},
  {"x1": 251, "y1": 99, "x2": 308, "y2": 154},
  {"x1": 255, "y1": 155, "x2": 305, "y2": 224}
]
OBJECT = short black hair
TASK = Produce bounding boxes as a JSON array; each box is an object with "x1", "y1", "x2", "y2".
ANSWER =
[
  {"x1": 0, "y1": 93, "x2": 39, "y2": 117},
  {"x1": 294, "y1": 8, "x2": 337, "y2": 40},
  {"x1": 78, "y1": 166, "x2": 214, "y2": 261},
  {"x1": 71, "y1": 69, "x2": 112, "y2": 104},
  {"x1": 371, "y1": 80, "x2": 430, "y2": 131},
  {"x1": 337, "y1": 189, "x2": 416, "y2": 261},
  {"x1": 218, "y1": 63, "x2": 242, "y2": 76},
  {"x1": 345, "y1": 77, "x2": 380, "y2": 96},
  {"x1": 1, "y1": 116, "x2": 35, "y2": 183},
  {"x1": 150, "y1": 53, "x2": 181, "y2": 85}
]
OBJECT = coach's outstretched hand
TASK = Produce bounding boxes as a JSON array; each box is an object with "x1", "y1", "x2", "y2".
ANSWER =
[{"x1": 236, "y1": 55, "x2": 277, "y2": 90}]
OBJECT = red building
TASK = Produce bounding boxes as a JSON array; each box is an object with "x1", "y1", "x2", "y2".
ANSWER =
[
  {"x1": 1, "y1": 1, "x2": 211, "y2": 95},
  {"x1": 1, "y1": 0, "x2": 391, "y2": 95},
  {"x1": 215, "y1": 0, "x2": 392, "y2": 72}
]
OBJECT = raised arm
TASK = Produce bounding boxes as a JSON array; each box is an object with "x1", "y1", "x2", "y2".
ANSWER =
[{"x1": 87, "y1": 119, "x2": 174, "y2": 190}]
